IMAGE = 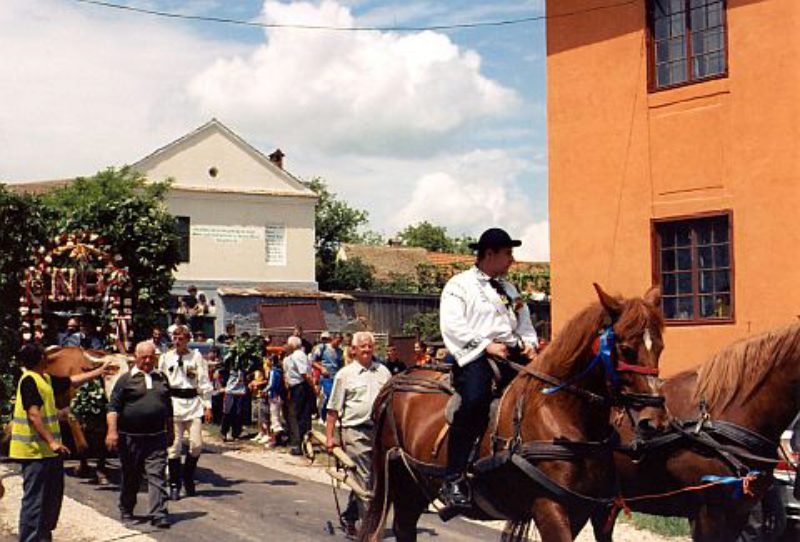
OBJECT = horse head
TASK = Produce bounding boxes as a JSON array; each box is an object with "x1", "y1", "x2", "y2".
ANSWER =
[
  {"x1": 80, "y1": 350, "x2": 132, "y2": 399},
  {"x1": 594, "y1": 283, "x2": 667, "y2": 434}
]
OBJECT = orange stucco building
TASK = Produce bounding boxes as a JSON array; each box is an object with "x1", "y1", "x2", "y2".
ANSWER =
[{"x1": 547, "y1": 0, "x2": 800, "y2": 375}]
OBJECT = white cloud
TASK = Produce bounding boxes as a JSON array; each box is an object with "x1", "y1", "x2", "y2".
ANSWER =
[
  {"x1": 0, "y1": 0, "x2": 245, "y2": 180},
  {"x1": 382, "y1": 149, "x2": 549, "y2": 261},
  {"x1": 187, "y1": 0, "x2": 520, "y2": 157}
]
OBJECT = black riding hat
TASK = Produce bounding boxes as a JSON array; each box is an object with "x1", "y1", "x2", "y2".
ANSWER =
[{"x1": 468, "y1": 228, "x2": 522, "y2": 250}]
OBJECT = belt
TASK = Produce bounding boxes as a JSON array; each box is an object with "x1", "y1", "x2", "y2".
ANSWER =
[{"x1": 170, "y1": 388, "x2": 198, "y2": 399}]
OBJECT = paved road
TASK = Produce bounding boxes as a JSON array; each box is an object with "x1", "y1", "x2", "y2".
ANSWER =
[{"x1": 62, "y1": 448, "x2": 498, "y2": 541}]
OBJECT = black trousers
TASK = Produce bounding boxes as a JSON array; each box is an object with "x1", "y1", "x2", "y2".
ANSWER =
[
  {"x1": 220, "y1": 393, "x2": 247, "y2": 438},
  {"x1": 289, "y1": 382, "x2": 314, "y2": 446},
  {"x1": 445, "y1": 356, "x2": 516, "y2": 479},
  {"x1": 119, "y1": 432, "x2": 169, "y2": 520},
  {"x1": 19, "y1": 456, "x2": 64, "y2": 542}
]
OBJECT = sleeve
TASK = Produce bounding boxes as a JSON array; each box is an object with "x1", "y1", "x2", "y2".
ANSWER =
[
  {"x1": 51, "y1": 375, "x2": 72, "y2": 396},
  {"x1": 327, "y1": 371, "x2": 346, "y2": 414},
  {"x1": 440, "y1": 279, "x2": 491, "y2": 366},
  {"x1": 20, "y1": 375, "x2": 43, "y2": 411},
  {"x1": 506, "y1": 283, "x2": 538, "y2": 350},
  {"x1": 107, "y1": 374, "x2": 128, "y2": 413},
  {"x1": 157, "y1": 352, "x2": 167, "y2": 373},
  {"x1": 195, "y1": 352, "x2": 213, "y2": 408}
]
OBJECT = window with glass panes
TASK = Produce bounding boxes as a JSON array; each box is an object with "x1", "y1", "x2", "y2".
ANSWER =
[
  {"x1": 654, "y1": 214, "x2": 732, "y2": 322},
  {"x1": 649, "y1": 0, "x2": 727, "y2": 90}
]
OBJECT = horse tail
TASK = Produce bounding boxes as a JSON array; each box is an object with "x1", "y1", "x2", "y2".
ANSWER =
[
  {"x1": 358, "y1": 389, "x2": 395, "y2": 542},
  {"x1": 501, "y1": 519, "x2": 535, "y2": 542}
]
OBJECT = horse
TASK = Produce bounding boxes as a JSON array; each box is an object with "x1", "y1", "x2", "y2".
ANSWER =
[
  {"x1": 593, "y1": 322, "x2": 800, "y2": 541},
  {"x1": 359, "y1": 284, "x2": 665, "y2": 542}
]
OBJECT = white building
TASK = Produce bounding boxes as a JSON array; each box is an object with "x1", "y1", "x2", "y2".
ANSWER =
[{"x1": 10, "y1": 119, "x2": 318, "y2": 336}]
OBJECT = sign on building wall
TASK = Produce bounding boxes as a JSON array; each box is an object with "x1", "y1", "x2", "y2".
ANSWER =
[
  {"x1": 265, "y1": 224, "x2": 286, "y2": 266},
  {"x1": 191, "y1": 225, "x2": 264, "y2": 244}
]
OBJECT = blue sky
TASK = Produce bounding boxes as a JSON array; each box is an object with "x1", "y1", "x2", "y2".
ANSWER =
[{"x1": 0, "y1": 0, "x2": 549, "y2": 259}]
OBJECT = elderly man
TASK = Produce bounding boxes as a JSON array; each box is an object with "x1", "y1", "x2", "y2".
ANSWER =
[
  {"x1": 106, "y1": 341, "x2": 173, "y2": 528},
  {"x1": 158, "y1": 325, "x2": 212, "y2": 500},
  {"x1": 283, "y1": 335, "x2": 314, "y2": 456},
  {"x1": 325, "y1": 331, "x2": 391, "y2": 534},
  {"x1": 438, "y1": 227, "x2": 538, "y2": 512},
  {"x1": 10, "y1": 344, "x2": 112, "y2": 542}
]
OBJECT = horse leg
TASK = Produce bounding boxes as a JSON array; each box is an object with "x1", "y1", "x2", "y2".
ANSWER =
[
  {"x1": 530, "y1": 499, "x2": 577, "y2": 542},
  {"x1": 590, "y1": 503, "x2": 617, "y2": 542},
  {"x1": 390, "y1": 463, "x2": 429, "y2": 542},
  {"x1": 691, "y1": 504, "x2": 750, "y2": 542}
]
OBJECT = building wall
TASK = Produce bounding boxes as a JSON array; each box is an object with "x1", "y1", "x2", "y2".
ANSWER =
[
  {"x1": 547, "y1": 0, "x2": 800, "y2": 374},
  {"x1": 165, "y1": 190, "x2": 316, "y2": 286}
]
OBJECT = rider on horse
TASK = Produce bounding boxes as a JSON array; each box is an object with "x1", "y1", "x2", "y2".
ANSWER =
[{"x1": 438, "y1": 228, "x2": 539, "y2": 513}]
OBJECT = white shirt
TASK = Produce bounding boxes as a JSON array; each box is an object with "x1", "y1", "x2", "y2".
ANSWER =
[
  {"x1": 328, "y1": 360, "x2": 391, "y2": 427},
  {"x1": 158, "y1": 348, "x2": 212, "y2": 421},
  {"x1": 440, "y1": 266, "x2": 538, "y2": 367},
  {"x1": 283, "y1": 349, "x2": 310, "y2": 387}
]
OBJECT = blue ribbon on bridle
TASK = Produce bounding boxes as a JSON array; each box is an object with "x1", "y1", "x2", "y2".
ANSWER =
[
  {"x1": 542, "y1": 326, "x2": 618, "y2": 395},
  {"x1": 700, "y1": 472, "x2": 760, "y2": 499}
]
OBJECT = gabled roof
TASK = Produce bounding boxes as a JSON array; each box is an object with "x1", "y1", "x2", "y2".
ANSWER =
[
  {"x1": 132, "y1": 118, "x2": 315, "y2": 197},
  {"x1": 338, "y1": 244, "x2": 428, "y2": 281}
]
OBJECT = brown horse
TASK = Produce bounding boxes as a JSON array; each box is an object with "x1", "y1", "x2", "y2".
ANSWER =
[
  {"x1": 594, "y1": 322, "x2": 800, "y2": 541},
  {"x1": 359, "y1": 284, "x2": 665, "y2": 542}
]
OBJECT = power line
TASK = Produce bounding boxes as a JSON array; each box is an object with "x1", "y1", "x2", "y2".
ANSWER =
[{"x1": 72, "y1": 0, "x2": 639, "y2": 33}]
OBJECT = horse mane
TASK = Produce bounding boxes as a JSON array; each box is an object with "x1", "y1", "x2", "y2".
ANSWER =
[
  {"x1": 694, "y1": 322, "x2": 800, "y2": 410},
  {"x1": 536, "y1": 295, "x2": 664, "y2": 379}
]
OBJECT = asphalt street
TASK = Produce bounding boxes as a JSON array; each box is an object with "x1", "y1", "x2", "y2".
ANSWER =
[{"x1": 61, "y1": 448, "x2": 499, "y2": 541}]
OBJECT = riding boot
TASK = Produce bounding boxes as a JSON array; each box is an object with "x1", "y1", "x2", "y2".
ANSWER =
[
  {"x1": 438, "y1": 476, "x2": 471, "y2": 521},
  {"x1": 167, "y1": 458, "x2": 182, "y2": 501},
  {"x1": 183, "y1": 455, "x2": 199, "y2": 497}
]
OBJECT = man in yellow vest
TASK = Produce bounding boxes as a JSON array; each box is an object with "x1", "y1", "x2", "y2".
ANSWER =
[{"x1": 10, "y1": 344, "x2": 112, "y2": 542}]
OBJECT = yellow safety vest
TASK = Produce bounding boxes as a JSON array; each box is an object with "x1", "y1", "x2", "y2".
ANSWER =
[{"x1": 9, "y1": 371, "x2": 61, "y2": 460}]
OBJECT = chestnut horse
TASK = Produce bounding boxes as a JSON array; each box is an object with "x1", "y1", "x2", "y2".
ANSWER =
[
  {"x1": 359, "y1": 284, "x2": 665, "y2": 542},
  {"x1": 593, "y1": 322, "x2": 800, "y2": 541}
]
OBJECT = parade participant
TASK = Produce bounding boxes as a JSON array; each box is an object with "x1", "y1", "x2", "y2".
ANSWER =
[
  {"x1": 158, "y1": 325, "x2": 212, "y2": 500},
  {"x1": 413, "y1": 340, "x2": 432, "y2": 366},
  {"x1": 325, "y1": 331, "x2": 391, "y2": 534},
  {"x1": 383, "y1": 344, "x2": 406, "y2": 375},
  {"x1": 10, "y1": 344, "x2": 112, "y2": 542},
  {"x1": 106, "y1": 341, "x2": 173, "y2": 529},
  {"x1": 438, "y1": 227, "x2": 538, "y2": 512},
  {"x1": 283, "y1": 336, "x2": 314, "y2": 456},
  {"x1": 57, "y1": 317, "x2": 82, "y2": 347},
  {"x1": 265, "y1": 353, "x2": 287, "y2": 448},
  {"x1": 310, "y1": 331, "x2": 343, "y2": 419}
]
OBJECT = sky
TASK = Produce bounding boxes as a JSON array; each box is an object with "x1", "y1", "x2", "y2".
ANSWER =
[{"x1": 0, "y1": 0, "x2": 549, "y2": 261}]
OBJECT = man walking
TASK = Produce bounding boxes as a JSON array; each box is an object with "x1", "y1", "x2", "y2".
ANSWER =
[
  {"x1": 325, "y1": 331, "x2": 391, "y2": 534},
  {"x1": 106, "y1": 341, "x2": 173, "y2": 528},
  {"x1": 159, "y1": 325, "x2": 212, "y2": 500},
  {"x1": 10, "y1": 344, "x2": 111, "y2": 542},
  {"x1": 283, "y1": 336, "x2": 314, "y2": 456}
]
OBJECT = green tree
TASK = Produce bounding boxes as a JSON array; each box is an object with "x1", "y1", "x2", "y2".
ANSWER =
[
  {"x1": 402, "y1": 309, "x2": 441, "y2": 342},
  {"x1": 307, "y1": 178, "x2": 369, "y2": 289},
  {"x1": 41, "y1": 167, "x2": 180, "y2": 339},
  {"x1": 397, "y1": 221, "x2": 452, "y2": 252},
  {"x1": 0, "y1": 186, "x2": 50, "y2": 423},
  {"x1": 328, "y1": 257, "x2": 375, "y2": 291}
]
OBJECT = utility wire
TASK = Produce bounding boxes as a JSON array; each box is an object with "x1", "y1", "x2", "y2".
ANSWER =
[{"x1": 72, "y1": 0, "x2": 639, "y2": 32}]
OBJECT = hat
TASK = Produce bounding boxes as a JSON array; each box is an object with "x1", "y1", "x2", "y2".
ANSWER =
[
  {"x1": 319, "y1": 331, "x2": 331, "y2": 340},
  {"x1": 468, "y1": 228, "x2": 522, "y2": 250}
]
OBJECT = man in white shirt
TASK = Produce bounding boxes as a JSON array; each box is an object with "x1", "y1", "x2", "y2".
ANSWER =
[
  {"x1": 283, "y1": 336, "x2": 314, "y2": 456},
  {"x1": 325, "y1": 331, "x2": 391, "y2": 534},
  {"x1": 158, "y1": 325, "x2": 212, "y2": 500},
  {"x1": 438, "y1": 228, "x2": 538, "y2": 512}
]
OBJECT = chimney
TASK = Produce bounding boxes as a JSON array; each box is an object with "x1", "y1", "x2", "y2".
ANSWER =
[{"x1": 269, "y1": 149, "x2": 285, "y2": 169}]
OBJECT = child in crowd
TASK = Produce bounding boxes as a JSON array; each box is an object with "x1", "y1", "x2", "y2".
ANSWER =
[
  {"x1": 266, "y1": 354, "x2": 286, "y2": 448},
  {"x1": 249, "y1": 368, "x2": 270, "y2": 444}
]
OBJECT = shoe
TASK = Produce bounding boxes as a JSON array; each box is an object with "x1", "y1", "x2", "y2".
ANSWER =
[
  {"x1": 151, "y1": 516, "x2": 170, "y2": 529},
  {"x1": 344, "y1": 520, "x2": 358, "y2": 537},
  {"x1": 251, "y1": 433, "x2": 265, "y2": 442},
  {"x1": 438, "y1": 478, "x2": 471, "y2": 521},
  {"x1": 168, "y1": 458, "x2": 182, "y2": 501},
  {"x1": 289, "y1": 447, "x2": 303, "y2": 456},
  {"x1": 120, "y1": 510, "x2": 134, "y2": 523}
]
